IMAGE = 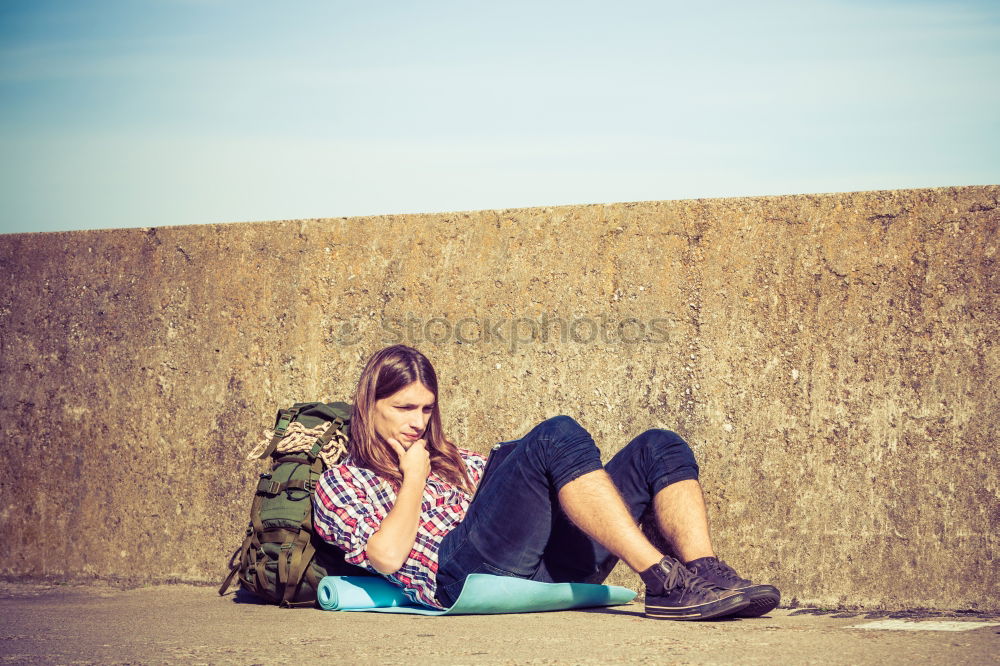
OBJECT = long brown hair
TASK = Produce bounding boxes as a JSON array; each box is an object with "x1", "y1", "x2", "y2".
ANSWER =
[{"x1": 349, "y1": 345, "x2": 471, "y2": 492}]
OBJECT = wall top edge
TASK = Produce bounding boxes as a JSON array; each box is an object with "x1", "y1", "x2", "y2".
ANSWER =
[{"x1": 2, "y1": 184, "x2": 997, "y2": 240}]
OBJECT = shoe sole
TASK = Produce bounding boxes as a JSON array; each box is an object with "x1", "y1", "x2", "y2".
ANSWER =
[
  {"x1": 732, "y1": 586, "x2": 781, "y2": 618},
  {"x1": 645, "y1": 592, "x2": 751, "y2": 621}
]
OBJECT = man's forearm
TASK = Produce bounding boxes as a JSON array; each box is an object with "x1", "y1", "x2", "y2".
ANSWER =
[{"x1": 366, "y1": 477, "x2": 425, "y2": 574}]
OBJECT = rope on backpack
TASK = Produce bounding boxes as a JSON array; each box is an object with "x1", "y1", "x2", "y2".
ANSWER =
[{"x1": 247, "y1": 421, "x2": 348, "y2": 469}]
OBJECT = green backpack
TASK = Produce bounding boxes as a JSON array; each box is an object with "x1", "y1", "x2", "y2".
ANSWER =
[{"x1": 219, "y1": 401, "x2": 372, "y2": 607}]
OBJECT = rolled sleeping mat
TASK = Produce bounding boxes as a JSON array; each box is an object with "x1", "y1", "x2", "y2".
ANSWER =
[
  {"x1": 317, "y1": 573, "x2": 637, "y2": 615},
  {"x1": 316, "y1": 575, "x2": 412, "y2": 611}
]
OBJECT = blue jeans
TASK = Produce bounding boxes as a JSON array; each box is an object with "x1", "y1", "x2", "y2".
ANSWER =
[{"x1": 435, "y1": 415, "x2": 700, "y2": 606}]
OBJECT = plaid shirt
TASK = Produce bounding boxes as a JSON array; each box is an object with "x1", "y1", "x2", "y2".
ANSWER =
[{"x1": 314, "y1": 448, "x2": 487, "y2": 608}]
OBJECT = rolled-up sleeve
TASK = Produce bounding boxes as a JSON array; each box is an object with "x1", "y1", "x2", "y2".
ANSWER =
[
  {"x1": 461, "y1": 449, "x2": 488, "y2": 488},
  {"x1": 314, "y1": 466, "x2": 384, "y2": 567}
]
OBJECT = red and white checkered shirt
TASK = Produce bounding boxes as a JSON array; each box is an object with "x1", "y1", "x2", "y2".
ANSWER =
[{"x1": 314, "y1": 448, "x2": 487, "y2": 608}]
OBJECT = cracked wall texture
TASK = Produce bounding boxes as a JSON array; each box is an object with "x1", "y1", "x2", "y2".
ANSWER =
[{"x1": 0, "y1": 186, "x2": 997, "y2": 610}]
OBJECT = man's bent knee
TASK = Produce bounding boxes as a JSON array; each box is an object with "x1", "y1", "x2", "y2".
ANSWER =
[
  {"x1": 533, "y1": 415, "x2": 590, "y2": 441},
  {"x1": 520, "y1": 416, "x2": 602, "y2": 490},
  {"x1": 637, "y1": 429, "x2": 700, "y2": 490},
  {"x1": 639, "y1": 428, "x2": 691, "y2": 452}
]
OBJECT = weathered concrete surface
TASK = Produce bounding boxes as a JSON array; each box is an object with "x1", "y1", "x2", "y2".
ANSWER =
[
  {"x1": 0, "y1": 186, "x2": 997, "y2": 610},
  {"x1": 1, "y1": 582, "x2": 998, "y2": 665}
]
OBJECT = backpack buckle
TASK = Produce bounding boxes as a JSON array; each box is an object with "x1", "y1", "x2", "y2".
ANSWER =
[
  {"x1": 256, "y1": 477, "x2": 281, "y2": 495},
  {"x1": 274, "y1": 409, "x2": 297, "y2": 436}
]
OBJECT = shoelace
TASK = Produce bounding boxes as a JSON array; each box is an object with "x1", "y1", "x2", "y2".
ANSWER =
[
  {"x1": 661, "y1": 559, "x2": 717, "y2": 598},
  {"x1": 700, "y1": 558, "x2": 748, "y2": 587}
]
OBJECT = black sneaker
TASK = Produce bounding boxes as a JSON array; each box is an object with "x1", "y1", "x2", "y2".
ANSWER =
[
  {"x1": 686, "y1": 556, "x2": 780, "y2": 618},
  {"x1": 640, "y1": 557, "x2": 751, "y2": 620}
]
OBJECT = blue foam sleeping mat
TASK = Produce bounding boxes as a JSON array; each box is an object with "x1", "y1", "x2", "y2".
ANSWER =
[{"x1": 317, "y1": 573, "x2": 637, "y2": 615}]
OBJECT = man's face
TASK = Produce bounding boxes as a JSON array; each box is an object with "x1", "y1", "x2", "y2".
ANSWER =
[{"x1": 372, "y1": 380, "x2": 435, "y2": 449}]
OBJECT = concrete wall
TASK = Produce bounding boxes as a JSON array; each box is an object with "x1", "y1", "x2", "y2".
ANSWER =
[{"x1": 1, "y1": 186, "x2": 996, "y2": 610}]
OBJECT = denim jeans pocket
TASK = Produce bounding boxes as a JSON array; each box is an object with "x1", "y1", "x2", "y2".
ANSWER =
[{"x1": 479, "y1": 561, "x2": 529, "y2": 579}]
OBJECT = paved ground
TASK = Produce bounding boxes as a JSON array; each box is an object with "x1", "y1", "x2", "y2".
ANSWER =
[{"x1": 1, "y1": 581, "x2": 997, "y2": 665}]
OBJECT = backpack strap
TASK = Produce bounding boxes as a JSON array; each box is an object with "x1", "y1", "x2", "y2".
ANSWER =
[
  {"x1": 218, "y1": 525, "x2": 254, "y2": 596},
  {"x1": 219, "y1": 479, "x2": 270, "y2": 598},
  {"x1": 303, "y1": 559, "x2": 323, "y2": 591},
  {"x1": 255, "y1": 476, "x2": 315, "y2": 496},
  {"x1": 315, "y1": 416, "x2": 346, "y2": 449},
  {"x1": 258, "y1": 407, "x2": 300, "y2": 460},
  {"x1": 280, "y1": 455, "x2": 326, "y2": 607},
  {"x1": 248, "y1": 474, "x2": 276, "y2": 600}
]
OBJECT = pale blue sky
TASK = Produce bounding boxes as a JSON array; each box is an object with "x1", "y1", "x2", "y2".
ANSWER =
[{"x1": 1, "y1": 0, "x2": 997, "y2": 234}]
